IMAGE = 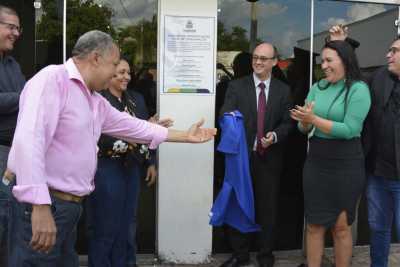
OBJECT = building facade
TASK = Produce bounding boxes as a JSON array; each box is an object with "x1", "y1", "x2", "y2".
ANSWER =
[{"x1": 4, "y1": 0, "x2": 400, "y2": 262}]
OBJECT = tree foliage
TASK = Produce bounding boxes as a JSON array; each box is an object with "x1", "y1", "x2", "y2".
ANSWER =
[
  {"x1": 37, "y1": 0, "x2": 115, "y2": 56},
  {"x1": 65, "y1": 0, "x2": 115, "y2": 52},
  {"x1": 217, "y1": 20, "x2": 251, "y2": 52},
  {"x1": 36, "y1": 1, "x2": 254, "y2": 64},
  {"x1": 117, "y1": 15, "x2": 157, "y2": 67}
]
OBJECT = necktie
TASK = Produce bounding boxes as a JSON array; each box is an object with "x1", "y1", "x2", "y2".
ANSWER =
[{"x1": 257, "y1": 82, "x2": 266, "y2": 155}]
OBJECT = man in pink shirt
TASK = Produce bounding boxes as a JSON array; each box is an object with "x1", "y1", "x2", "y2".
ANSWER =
[{"x1": 6, "y1": 30, "x2": 216, "y2": 266}]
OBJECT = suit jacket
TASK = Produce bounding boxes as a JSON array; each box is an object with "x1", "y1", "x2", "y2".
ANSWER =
[
  {"x1": 220, "y1": 74, "x2": 294, "y2": 171},
  {"x1": 363, "y1": 66, "x2": 400, "y2": 177}
]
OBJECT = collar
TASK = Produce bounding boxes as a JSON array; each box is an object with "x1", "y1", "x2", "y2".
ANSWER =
[
  {"x1": 253, "y1": 73, "x2": 271, "y2": 89},
  {"x1": 388, "y1": 68, "x2": 400, "y2": 81},
  {"x1": 104, "y1": 89, "x2": 126, "y2": 102},
  {"x1": 330, "y1": 78, "x2": 345, "y2": 88},
  {"x1": 65, "y1": 58, "x2": 92, "y2": 94}
]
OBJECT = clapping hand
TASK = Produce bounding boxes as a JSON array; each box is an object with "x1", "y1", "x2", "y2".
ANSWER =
[
  {"x1": 149, "y1": 113, "x2": 174, "y2": 128},
  {"x1": 290, "y1": 102, "x2": 315, "y2": 127}
]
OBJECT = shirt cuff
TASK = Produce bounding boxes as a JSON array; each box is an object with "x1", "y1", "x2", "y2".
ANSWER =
[
  {"x1": 148, "y1": 124, "x2": 168, "y2": 149},
  {"x1": 272, "y1": 132, "x2": 278, "y2": 143},
  {"x1": 298, "y1": 122, "x2": 314, "y2": 134},
  {"x1": 12, "y1": 184, "x2": 52, "y2": 205}
]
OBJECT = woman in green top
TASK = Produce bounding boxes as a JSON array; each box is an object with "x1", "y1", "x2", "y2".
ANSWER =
[{"x1": 290, "y1": 40, "x2": 371, "y2": 267}]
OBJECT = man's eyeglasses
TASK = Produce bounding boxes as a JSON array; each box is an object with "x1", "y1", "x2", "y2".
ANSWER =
[
  {"x1": 0, "y1": 21, "x2": 22, "y2": 34},
  {"x1": 252, "y1": 55, "x2": 275, "y2": 62},
  {"x1": 388, "y1": 46, "x2": 400, "y2": 55}
]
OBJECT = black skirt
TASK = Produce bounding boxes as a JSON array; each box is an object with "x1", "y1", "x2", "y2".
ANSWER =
[{"x1": 303, "y1": 137, "x2": 365, "y2": 227}]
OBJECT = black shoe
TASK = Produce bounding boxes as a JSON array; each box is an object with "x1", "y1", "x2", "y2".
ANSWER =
[
  {"x1": 257, "y1": 254, "x2": 275, "y2": 267},
  {"x1": 220, "y1": 256, "x2": 250, "y2": 267}
]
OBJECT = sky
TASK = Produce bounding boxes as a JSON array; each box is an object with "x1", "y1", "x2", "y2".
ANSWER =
[{"x1": 94, "y1": 0, "x2": 396, "y2": 58}]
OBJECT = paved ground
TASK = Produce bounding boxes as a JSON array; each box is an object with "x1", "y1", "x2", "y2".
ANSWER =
[{"x1": 80, "y1": 244, "x2": 400, "y2": 266}]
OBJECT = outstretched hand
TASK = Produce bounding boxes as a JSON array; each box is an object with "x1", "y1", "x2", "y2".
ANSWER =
[{"x1": 187, "y1": 118, "x2": 217, "y2": 143}]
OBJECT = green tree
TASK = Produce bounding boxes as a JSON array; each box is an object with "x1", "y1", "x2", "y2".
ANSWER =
[
  {"x1": 36, "y1": 0, "x2": 62, "y2": 43},
  {"x1": 65, "y1": 0, "x2": 115, "y2": 54},
  {"x1": 37, "y1": 0, "x2": 115, "y2": 57},
  {"x1": 117, "y1": 15, "x2": 157, "y2": 67},
  {"x1": 217, "y1": 20, "x2": 250, "y2": 51}
]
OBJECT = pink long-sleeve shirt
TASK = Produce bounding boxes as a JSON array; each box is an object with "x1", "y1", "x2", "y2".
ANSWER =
[{"x1": 7, "y1": 59, "x2": 168, "y2": 205}]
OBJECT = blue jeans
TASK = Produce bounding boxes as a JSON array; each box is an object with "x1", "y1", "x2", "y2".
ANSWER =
[
  {"x1": 87, "y1": 158, "x2": 141, "y2": 267},
  {"x1": 127, "y1": 166, "x2": 143, "y2": 267},
  {"x1": 366, "y1": 175, "x2": 400, "y2": 267},
  {"x1": 0, "y1": 145, "x2": 13, "y2": 267},
  {"x1": 9, "y1": 195, "x2": 82, "y2": 267}
]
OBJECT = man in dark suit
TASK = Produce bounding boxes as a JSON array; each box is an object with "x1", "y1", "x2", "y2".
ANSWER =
[{"x1": 219, "y1": 42, "x2": 293, "y2": 267}]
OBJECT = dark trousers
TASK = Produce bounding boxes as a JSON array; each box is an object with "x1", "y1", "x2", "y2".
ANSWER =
[
  {"x1": 9, "y1": 196, "x2": 82, "y2": 267},
  {"x1": 87, "y1": 158, "x2": 141, "y2": 267},
  {"x1": 127, "y1": 168, "x2": 141, "y2": 267},
  {"x1": 228, "y1": 152, "x2": 280, "y2": 262},
  {"x1": 367, "y1": 175, "x2": 400, "y2": 267},
  {"x1": 0, "y1": 145, "x2": 13, "y2": 267}
]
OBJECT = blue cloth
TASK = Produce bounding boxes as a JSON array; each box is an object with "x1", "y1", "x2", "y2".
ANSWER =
[
  {"x1": 210, "y1": 111, "x2": 260, "y2": 233},
  {"x1": 366, "y1": 175, "x2": 400, "y2": 267}
]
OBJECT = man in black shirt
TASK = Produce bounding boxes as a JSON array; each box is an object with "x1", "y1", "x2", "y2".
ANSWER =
[
  {"x1": 0, "y1": 4, "x2": 25, "y2": 266},
  {"x1": 363, "y1": 46, "x2": 400, "y2": 267},
  {"x1": 331, "y1": 24, "x2": 400, "y2": 267}
]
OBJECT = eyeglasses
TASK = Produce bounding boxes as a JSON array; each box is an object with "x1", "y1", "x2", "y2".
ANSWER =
[
  {"x1": 388, "y1": 46, "x2": 400, "y2": 55},
  {"x1": 252, "y1": 55, "x2": 275, "y2": 62},
  {"x1": 0, "y1": 21, "x2": 22, "y2": 34}
]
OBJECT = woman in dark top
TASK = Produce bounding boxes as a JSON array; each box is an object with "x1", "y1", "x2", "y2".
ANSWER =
[
  {"x1": 87, "y1": 58, "x2": 157, "y2": 267},
  {"x1": 290, "y1": 41, "x2": 371, "y2": 267}
]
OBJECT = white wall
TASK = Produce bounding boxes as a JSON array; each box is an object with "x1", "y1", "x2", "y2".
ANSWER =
[{"x1": 156, "y1": 0, "x2": 217, "y2": 263}]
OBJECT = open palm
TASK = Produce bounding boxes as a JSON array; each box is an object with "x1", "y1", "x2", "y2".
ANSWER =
[{"x1": 187, "y1": 119, "x2": 217, "y2": 143}]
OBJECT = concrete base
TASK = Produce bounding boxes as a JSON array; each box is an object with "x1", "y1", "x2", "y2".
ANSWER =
[{"x1": 78, "y1": 244, "x2": 400, "y2": 266}]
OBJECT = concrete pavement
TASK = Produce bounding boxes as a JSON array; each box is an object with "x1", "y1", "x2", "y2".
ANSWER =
[{"x1": 79, "y1": 244, "x2": 400, "y2": 266}]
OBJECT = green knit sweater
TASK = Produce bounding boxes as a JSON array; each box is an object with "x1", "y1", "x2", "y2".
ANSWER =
[{"x1": 303, "y1": 79, "x2": 371, "y2": 139}]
